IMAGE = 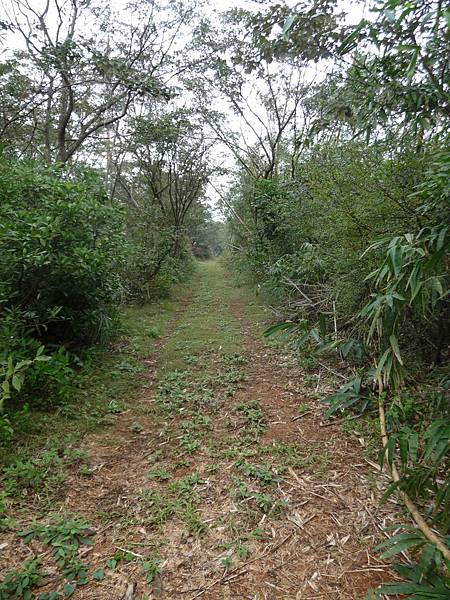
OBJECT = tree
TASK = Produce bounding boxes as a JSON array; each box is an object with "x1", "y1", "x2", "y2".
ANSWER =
[
  {"x1": 188, "y1": 7, "x2": 330, "y2": 181},
  {"x1": 0, "y1": 0, "x2": 198, "y2": 163},
  {"x1": 338, "y1": 0, "x2": 450, "y2": 138},
  {"x1": 132, "y1": 110, "x2": 213, "y2": 242}
]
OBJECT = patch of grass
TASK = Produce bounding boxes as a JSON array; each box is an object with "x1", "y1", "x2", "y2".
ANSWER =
[
  {"x1": 236, "y1": 401, "x2": 267, "y2": 437},
  {"x1": 235, "y1": 461, "x2": 280, "y2": 486},
  {"x1": 191, "y1": 386, "x2": 216, "y2": 409},
  {"x1": 130, "y1": 421, "x2": 144, "y2": 433},
  {"x1": 232, "y1": 478, "x2": 288, "y2": 517},
  {"x1": 180, "y1": 413, "x2": 211, "y2": 432},
  {"x1": 213, "y1": 437, "x2": 328, "y2": 477},
  {"x1": 111, "y1": 549, "x2": 136, "y2": 563},
  {"x1": 146, "y1": 327, "x2": 161, "y2": 339},
  {"x1": 303, "y1": 373, "x2": 319, "y2": 387},
  {"x1": 155, "y1": 370, "x2": 191, "y2": 414},
  {"x1": 218, "y1": 539, "x2": 249, "y2": 568},
  {"x1": 179, "y1": 432, "x2": 202, "y2": 454},
  {"x1": 79, "y1": 464, "x2": 93, "y2": 477},
  {"x1": 141, "y1": 557, "x2": 161, "y2": 583},
  {"x1": 1, "y1": 449, "x2": 65, "y2": 499},
  {"x1": 146, "y1": 450, "x2": 163, "y2": 464},
  {"x1": 18, "y1": 517, "x2": 95, "y2": 567},
  {"x1": 112, "y1": 358, "x2": 144, "y2": 376},
  {"x1": 159, "y1": 262, "x2": 243, "y2": 372},
  {"x1": 137, "y1": 473, "x2": 205, "y2": 535},
  {"x1": 63, "y1": 447, "x2": 90, "y2": 465},
  {"x1": 7, "y1": 517, "x2": 96, "y2": 596},
  {"x1": 175, "y1": 412, "x2": 211, "y2": 454},
  {"x1": 298, "y1": 353, "x2": 318, "y2": 371},
  {"x1": 0, "y1": 294, "x2": 185, "y2": 471},
  {"x1": 261, "y1": 441, "x2": 329, "y2": 474},
  {"x1": 169, "y1": 472, "x2": 203, "y2": 495},
  {"x1": 208, "y1": 434, "x2": 261, "y2": 461},
  {"x1": 138, "y1": 489, "x2": 177, "y2": 528},
  {"x1": 147, "y1": 466, "x2": 171, "y2": 481},
  {"x1": 341, "y1": 415, "x2": 380, "y2": 456},
  {"x1": 297, "y1": 402, "x2": 310, "y2": 415}
]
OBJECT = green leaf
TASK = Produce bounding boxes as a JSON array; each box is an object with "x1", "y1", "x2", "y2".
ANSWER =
[
  {"x1": 281, "y1": 15, "x2": 295, "y2": 38},
  {"x1": 389, "y1": 334, "x2": 403, "y2": 365},
  {"x1": 2, "y1": 379, "x2": 10, "y2": 399},
  {"x1": 92, "y1": 568, "x2": 105, "y2": 581},
  {"x1": 406, "y1": 48, "x2": 419, "y2": 78},
  {"x1": 444, "y1": 10, "x2": 450, "y2": 28},
  {"x1": 63, "y1": 583, "x2": 76, "y2": 597},
  {"x1": 378, "y1": 534, "x2": 425, "y2": 558},
  {"x1": 12, "y1": 372, "x2": 25, "y2": 392},
  {"x1": 15, "y1": 359, "x2": 32, "y2": 370},
  {"x1": 388, "y1": 243, "x2": 402, "y2": 276},
  {"x1": 263, "y1": 322, "x2": 296, "y2": 337},
  {"x1": 338, "y1": 20, "x2": 366, "y2": 54},
  {"x1": 374, "y1": 348, "x2": 391, "y2": 383}
]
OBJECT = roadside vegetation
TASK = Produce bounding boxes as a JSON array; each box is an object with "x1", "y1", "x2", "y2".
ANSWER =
[
  {"x1": 217, "y1": 2, "x2": 450, "y2": 597},
  {"x1": 0, "y1": 0, "x2": 448, "y2": 598}
]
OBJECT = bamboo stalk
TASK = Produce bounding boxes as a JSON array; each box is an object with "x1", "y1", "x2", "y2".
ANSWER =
[{"x1": 378, "y1": 396, "x2": 450, "y2": 561}]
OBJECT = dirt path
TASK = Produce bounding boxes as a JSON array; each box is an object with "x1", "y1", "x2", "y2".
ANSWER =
[{"x1": 1, "y1": 261, "x2": 394, "y2": 599}]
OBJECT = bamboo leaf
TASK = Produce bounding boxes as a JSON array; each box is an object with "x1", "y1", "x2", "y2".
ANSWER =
[{"x1": 389, "y1": 334, "x2": 403, "y2": 365}]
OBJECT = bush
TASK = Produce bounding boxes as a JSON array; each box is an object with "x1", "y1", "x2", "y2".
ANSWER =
[
  {"x1": 0, "y1": 159, "x2": 125, "y2": 345},
  {"x1": 0, "y1": 159, "x2": 126, "y2": 417},
  {"x1": 228, "y1": 143, "x2": 427, "y2": 325},
  {"x1": 121, "y1": 206, "x2": 196, "y2": 302}
]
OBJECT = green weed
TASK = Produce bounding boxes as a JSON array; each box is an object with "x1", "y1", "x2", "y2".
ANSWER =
[
  {"x1": 138, "y1": 473, "x2": 205, "y2": 535},
  {"x1": 236, "y1": 401, "x2": 266, "y2": 437},
  {"x1": 233, "y1": 478, "x2": 287, "y2": 517},
  {"x1": 147, "y1": 466, "x2": 171, "y2": 481},
  {"x1": 1, "y1": 450, "x2": 64, "y2": 498},
  {"x1": 18, "y1": 518, "x2": 95, "y2": 567},
  {"x1": 236, "y1": 461, "x2": 279, "y2": 486},
  {"x1": 0, "y1": 558, "x2": 43, "y2": 600},
  {"x1": 141, "y1": 558, "x2": 161, "y2": 583}
]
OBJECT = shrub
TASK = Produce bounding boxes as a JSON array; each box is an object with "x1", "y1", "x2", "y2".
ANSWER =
[{"x1": 0, "y1": 159, "x2": 125, "y2": 346}]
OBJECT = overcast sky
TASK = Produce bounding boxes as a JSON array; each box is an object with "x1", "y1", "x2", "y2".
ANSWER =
[{"x1": 0, "y1": 0, "x2": 368, "y2": 218}]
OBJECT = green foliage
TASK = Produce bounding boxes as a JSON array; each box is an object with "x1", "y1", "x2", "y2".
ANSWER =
[
  {"x1": 339, "y1": 0, "x2": 449, "y2": 137},
  {"x1": 233, "y1": 478, "x2": 287, "y2": 516},
  {"x1": 0, "y1": 518, "x2": 97, "y2": 599},
  {"x1": 0, "y1": 159, "x2": 125, "y2": 345},
  {"x1": 0, "y1": 522, "x2": 96, "y2": 598},
  {"x1": 0, "y1": 345, "x2": 53, "y2": 437},
  {"x1": 0, "y1": 558, "x2": 43, "y2": 600},
  {"x1": 360, "y1": 150, "x2": 449, "y2": 390},
  {"x1": 138, "y1": 473, "x2": 205, "y2": 535},
  {"x1": 1, "y1": 449, "x2": 64, "y2": 497},
  {"x1": 18, "y1": 518, "x2": 95, "y2": 567},
  {"x1": 236, "y1": 401, "x2": 267, "y2": 437},
  {"x1": 236, "y1": 460, "x2": 279, "y2": 486},
  {"x1": 140, "y1": 558, "x2": 161, "y2": 583},
  {"x1": 0, "y1": 158, "x2": 125, "y2": 419},
  {"x1": 371, "y1": 560, "x2": 450, "y2": 599}
]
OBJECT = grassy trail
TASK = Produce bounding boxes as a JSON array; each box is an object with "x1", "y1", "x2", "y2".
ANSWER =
[{"x1": 1, "y1": 261, "x2": 392, "y2": 599}]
